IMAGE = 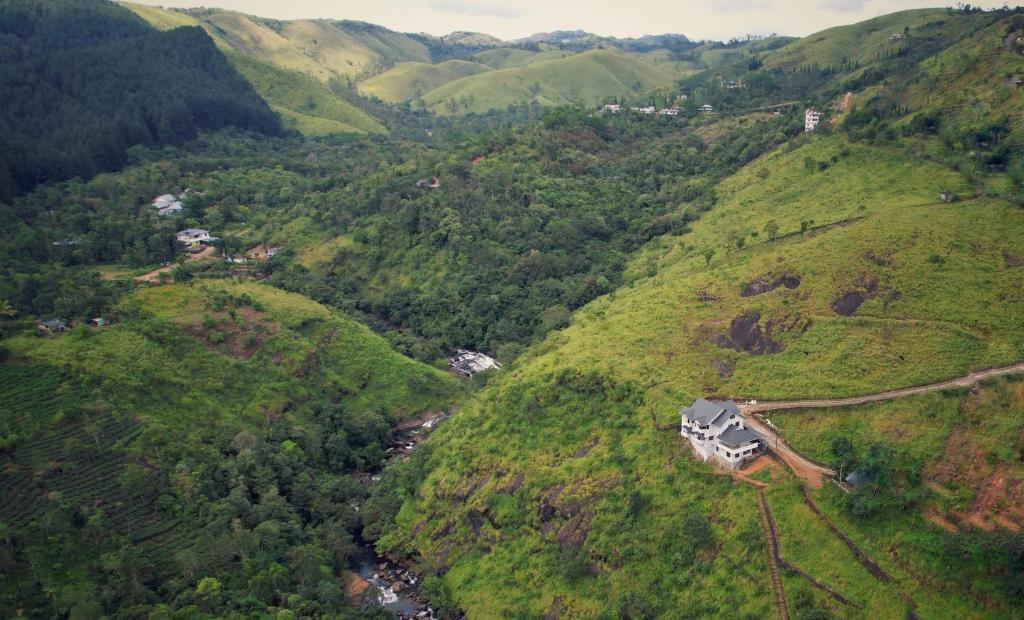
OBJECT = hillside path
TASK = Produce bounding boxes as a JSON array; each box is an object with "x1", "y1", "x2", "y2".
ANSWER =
[
  {"x1": 740, "y1": 362, "x2": 1024, "y2": 415},
  {"x1": 736, "y1": 362, "x2": 1024, "y2": 486},
  {"x1": 135, "y1": 246, "x2": 215, "y2": 282}
]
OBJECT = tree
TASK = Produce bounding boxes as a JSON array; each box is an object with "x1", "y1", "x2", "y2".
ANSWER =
[
  {"x1": 703, "y1": 248, "x2": 715, "y2": 266},
  {"x1": 764, "y1": 220, "x2": 780, "y2": 240},
  {"x1": 830, "y1": 436, "x2": 857, "y2": 479}
]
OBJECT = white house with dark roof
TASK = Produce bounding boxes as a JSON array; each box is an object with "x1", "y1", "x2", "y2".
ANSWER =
[
  {"x1": 176, "y1": 228, "x2": 211, "y2": 245},
  {"x1": 680, "y1": 398, "x2": 762, "y2": 469}
]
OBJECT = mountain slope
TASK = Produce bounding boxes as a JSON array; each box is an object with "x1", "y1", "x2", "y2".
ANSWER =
[
  {"x1": 121, "y1": 3, "x2": 430, "y2": 82},
  {"x1": 381, "y1": 128, "x2": 1024, "y2": 616},
  {"x1": 228, "y1": 51, "x2": 386, "y2": 134},
  {"x1": 421, "y1": 48, "x2": 683, "y2": 114},
  {"x1": 0, "y1": 280, "x2": 458, "y2": 617},
  {"x1": 0, "y1": 0, "x2": 282, "y2": 199},
  {"x1": 359, "y1": 60, "x2": 493, "y2": 102},
  {"x1": 123, "y1": 2, "x2": 389, "y2": 135}
]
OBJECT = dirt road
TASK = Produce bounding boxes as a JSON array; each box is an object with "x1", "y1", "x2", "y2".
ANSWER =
[
  {"x1": 737, "y1": 362, "x2": 1024, "y2": 486},
  {"x1": 135, "y1": 246, "x2": 215, "y2": 282},
  {"x1": 741, "y1": 362, "x2": 1024, "y2": 415}
]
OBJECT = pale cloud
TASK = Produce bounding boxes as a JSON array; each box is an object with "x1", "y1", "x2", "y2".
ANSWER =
[
  {"x1": 430, "y1": 0, "x2": 523, "y2": 18},
  {"x1": 815, "y1": 0, "x2": 869, "y2": 13},
  {"x1": 709, "y1": 0, "x2": 773, "y2": 14}
]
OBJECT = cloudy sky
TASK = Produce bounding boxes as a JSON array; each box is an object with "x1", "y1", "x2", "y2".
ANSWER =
[{"x1": 129, "y1": 0, "x2": 1006, "y2": 40}]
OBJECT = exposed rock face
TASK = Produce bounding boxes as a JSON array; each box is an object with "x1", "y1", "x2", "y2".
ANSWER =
[
  {"x1": 740, "y1": 272, "x2": 801, "y2": 297},
  {"x1": 713, "y1": 311, "x2": 783, "y2": 354},
  {"x1": 831, "y1": 277, "x2": 878, "y2": 316}
]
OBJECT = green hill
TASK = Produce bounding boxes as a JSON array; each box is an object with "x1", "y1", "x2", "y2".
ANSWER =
[
  {"x1": 121, "y1": 3, "x2": 431, "y2": 82},
  {"x1": 359, "y1": 59, "x2": 493, "y2": 102},
  {"x1": 228, "y1": 52, "x2": 386, "y2": 134},
  {"x1": 0, "y1": 280, "x2": 458, "y2": 617},
  {"x1": 381, "y1": 131, "x2": 1024, "y2": 617},
  {"x1": 472, "y1": 47, "x2": 575, "y2": 69},
  {"x1": 123, "y1": 2, "x2": 389, "y2": 135},
  {"x1": 421, "y1": 48, "x2": 683, "y2": 114},
  {"x1": 0, "y1": 0, "x2": 282, "y2": 199}
]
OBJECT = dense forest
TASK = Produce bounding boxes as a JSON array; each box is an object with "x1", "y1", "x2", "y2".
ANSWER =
[{"x1": 0, "y1": 0, "x2": 282, "y2": 201}]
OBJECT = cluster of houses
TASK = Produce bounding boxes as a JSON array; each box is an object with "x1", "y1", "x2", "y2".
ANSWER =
[
  {"x1": 447, "y1": 349, "x2": 501, "y2": 378},
  {"x1": 151, "y1": 189, "x2": 195, "y2": 217},
  {"x1": 603, "y1": 103, "x2": 705, "y2": 116},
  {"x1": 680, "y1": 398, "x2": 763, "y2": 469}
]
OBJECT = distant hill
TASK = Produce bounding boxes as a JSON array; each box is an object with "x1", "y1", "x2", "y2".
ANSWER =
[
  {"x1": 122, "y1": 2, "x2": 393, "y2": 134},
  {"x1": 359, "y1": 59, "x2": 493, "y2": 102},
  {"x1": 0, "y1": 0, "x2": 282, "y2": 200},
  {"x1": 420, "y1": 48, "x2": 686, "y2": 113}
]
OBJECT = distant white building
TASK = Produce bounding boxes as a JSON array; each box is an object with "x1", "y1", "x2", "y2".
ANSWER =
[
  {"x1": 805, "y1": 108, "x2": 823, "y2": 132},
  {"x1": 152, "y1": 194, "x2": 177, "y2": 209},
  {"x1": 699, "y1": 104, "x2": 715, "y2": 114},
  {"x1": 176, "y1": 228, "x2": 211, "y2": 245},
  {"x1": 889, "y1": 33, "x2": 903, "y2": 42},
  {"x1": 680, "y1": 398, "x2": 762, "y2": 469},
  {"x1": 448, "y1": 349, "x2": 501, "y2": 378},
  {"x1": 158, "y1": 201, "x2": 183, "y2": 216},
  {"x1": 603, "y1": 104, "x2": 622, "y2": 113},
  {"x1": 658, "y1": 107, "x2": 680, "y2": 116},
  {"x1": 635, "y1": 106, "x2": 656, "y2": 114}
]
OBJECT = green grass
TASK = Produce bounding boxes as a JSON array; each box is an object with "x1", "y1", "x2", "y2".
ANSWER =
[
  {"x1": 421, "y1": 48, "x2": 685, "y2": 114},
  {"x1": 228, "y1": 52, "x2": 385, "y2": 135},
  {"x1": 765, "y1": 9, "x2": 985, "y2": 70},
  {"x1": 393, "y1": 132, "x2": 1024, "y2": 616},
  {"x1": 472, "y1": 47, "x2": 574, "y2": 69},
  {"x1": 123, "y1": 3, "x2": 429, "y2": 83},
  {"x1": 359, "y1": 60, "x2": 492, "y2": 102}
]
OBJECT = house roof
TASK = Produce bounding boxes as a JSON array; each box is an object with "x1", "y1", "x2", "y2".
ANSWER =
[
  {"x1": 717, "y1": 425, "x2": 761, "y2": 449},
  {"x1": 40, "y1": 318, "x2": 65, "y2": 328},
  {"x1": 177, "y1": 228, "x2": 208, "y2": 236},
  {"x1": 681, "y1": 398, "x2": 739, "y2": 426}
]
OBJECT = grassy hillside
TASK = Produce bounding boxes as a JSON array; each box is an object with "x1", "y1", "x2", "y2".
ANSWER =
[
  {"x1": 0, "y1": 280, "x2": 458, "y2": 616},
  {"x1": 228, "y1": 52, "x2": 386, "y2": 134},
  {"x1": 121, "y1": 3, "x2": 430, "y2": 82},
  {"x1": 765, "y1": 9, "x2": 978, "y2": 70},
  {"x1": 421, "y1": 48, "x2": 683, "y2": 114},
  {"x1": 472, "y1": 47, "x2": 574, "y2": 69},
  {"x1": 359, "y1": 60, "x2": 493, "y2": 102},
  {"x1": 123, "y1": 2, "x2": 388, "y2": 135},
  {"x1": 380, "y1": 132, "x2": 1024, "y2": 617}
]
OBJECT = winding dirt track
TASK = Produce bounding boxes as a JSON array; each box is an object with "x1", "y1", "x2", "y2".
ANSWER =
[{"x1": 737, "y1": 362, "x2": 1024, "y2": 486}]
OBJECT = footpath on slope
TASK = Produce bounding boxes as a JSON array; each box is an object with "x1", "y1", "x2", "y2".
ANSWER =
[
  {"x1": 736, "y1": 362, "x2": 1024, "y2": 486},
  {"x1": 135, "y1": 245, "x2": 215, "y2": 282}
]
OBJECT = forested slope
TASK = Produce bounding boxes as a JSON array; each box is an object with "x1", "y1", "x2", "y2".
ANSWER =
[
  {"x1": 0, "y1": 280, "x2": 457, "y2": 617},
  {"x1": 0, "y1": 0, "x2": 282, "y2": 200}
]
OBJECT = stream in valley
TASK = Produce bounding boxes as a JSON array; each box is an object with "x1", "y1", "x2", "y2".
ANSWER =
[{"x1": 349, "y1": 413, "x2": 449, "y2": 618}]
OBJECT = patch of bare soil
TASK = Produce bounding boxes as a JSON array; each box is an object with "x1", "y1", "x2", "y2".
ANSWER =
[
  {"x1": 831, "y1": 276, "x2": 878, "y2": 316},
  {"x1": 740, "y1": 271, "x2": 801, "y2": 297},
  {"x1": 712, "y1": 310, "x2": 811, "y2": 355},
  {"x1": 924, "y1": 509, "x2": 958, "y2": 532},
  {"x1": 1003, "y1": 250, "x2": 1024, "y2": 267},
  {"x1": 187, "y1": 307, "x2": 278, "y2": 359}
]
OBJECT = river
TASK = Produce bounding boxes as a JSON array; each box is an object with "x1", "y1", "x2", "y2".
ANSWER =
[{"x1": 348, "y1": 413, "x2": 449, "y2": 619}]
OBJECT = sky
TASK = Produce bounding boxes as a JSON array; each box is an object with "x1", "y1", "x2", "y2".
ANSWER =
[{"x1": 128, "y1": 0, "x2": 1007, "y2": 40}]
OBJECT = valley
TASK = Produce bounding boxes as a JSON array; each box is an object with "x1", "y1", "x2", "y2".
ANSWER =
[{"x1": 1, "y1": 1, "x2": 1023, "y2": 619}]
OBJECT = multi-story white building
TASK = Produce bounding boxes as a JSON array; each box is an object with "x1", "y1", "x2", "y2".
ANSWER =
[
  {"x1": 805, "y1": 108, "x2": 823, "y2": 132},
  {"x1": 680, "y1": 398, "x2": 762, "y2": 469}
]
